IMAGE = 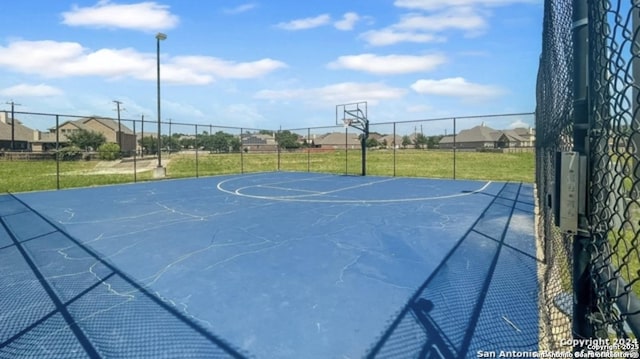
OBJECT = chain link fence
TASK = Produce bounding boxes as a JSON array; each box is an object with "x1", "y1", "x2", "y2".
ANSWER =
[
  {"x1": 0, "y1": 111, "x2": 534, "y2": 193},
  {"x1": 536, "y1": 0, "x2": 640, "y2": 347},
  {"x1": 587, "y1": 0, "x2": 640, "y2": 339},
  {"x1": 535, "y1": 0, "x2": 575, "y2": 349}
]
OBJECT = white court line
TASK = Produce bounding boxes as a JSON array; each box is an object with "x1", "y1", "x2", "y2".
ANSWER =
[
  {"x1": 232, "y1": 177, "x2": 397, "y2": 199},
  {"x1": 216, "y1": 175, "x2": 493, "y2": 204},
  {"x1": 255, "y1": 184, "x2": 324, "y2": 195}
]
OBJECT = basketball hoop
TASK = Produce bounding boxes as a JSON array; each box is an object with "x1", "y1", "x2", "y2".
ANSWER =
[{"x1": 342, "y1": 118, "x2": 354, "y2": 128}]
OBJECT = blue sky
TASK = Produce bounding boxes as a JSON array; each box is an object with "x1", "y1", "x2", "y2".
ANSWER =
[{"x1": 0, "y1": 0, "x2": 542, "y2": 132}]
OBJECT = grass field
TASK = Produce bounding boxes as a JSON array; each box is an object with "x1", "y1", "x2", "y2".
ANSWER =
[{"x1": 0, "y1": 149, "x2": 535, "y2": 193}]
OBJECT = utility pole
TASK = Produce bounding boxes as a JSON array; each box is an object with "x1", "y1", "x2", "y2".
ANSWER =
[
  {"x1": 5, "y1": 101, "x2": 21, "y2": 151},
  {"x1": 113, "y1": 100, "x2": 124, "y2": 149}
]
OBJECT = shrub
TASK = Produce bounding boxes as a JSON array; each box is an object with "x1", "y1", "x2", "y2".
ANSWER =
[
  {"x1": 56, "y1": 146, "x2": 82, "y2": 161},
  {"x1": 98, "y1": 143, "x2": 121, "y2": 160}
]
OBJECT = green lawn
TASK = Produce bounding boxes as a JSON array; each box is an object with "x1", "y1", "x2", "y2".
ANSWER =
[
  {"x1": 0, "y1": 160, "x2": 153, "y2": 193},
  {"x1": 0, "y1": 149, "x2": 534, "y2": 193},
  {"x1": 609, "y1": 230, "x2": 640, "y2": 298}
]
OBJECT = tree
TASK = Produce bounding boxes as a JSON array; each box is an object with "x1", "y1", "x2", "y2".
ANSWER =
[
  {"x1": 139, "y1": 136, "x2": 158, "y2": 154},
  {"x1": 198, "y1": 131, "x2": 238, "y2": 153},
  {"x1": 413, "y1": 133, "x2": 428, "y2": 149},
  {"x1": 67, "y1": 129, "x2": 106, "y2": 151},
  {"x1": 427, "y1": 135, "x2": 442, "y2": 149},
  {"x1": 180, "y1": 136, "x2": 196, "y2": 149},
  {"x1": 98, "y1": 143, "x2": 121, "y2": 160},
  {"x1": 211, "y1": 131, "x2": 233, "y2": 152},
  {"x1": 56, "y1": 146, "x2": 82, "y2": 161},
  {"x1": 366, "y1": 137, "x2": 379, "y2": 148},
  {"x1": 162, "y1": 135, "x2": 181, "y2": 152},
  {"x1": 275, "y1": 130, "x2": 300, "y2": 149},
  {"x1": 229, "y1": 137, "x2": 241, "y2": 152},
  {"x1": 401, "y1": 135, "x2": 412, "y2": 149}
]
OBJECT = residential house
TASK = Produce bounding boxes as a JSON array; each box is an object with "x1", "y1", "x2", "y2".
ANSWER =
[
  {"x1": 379, "y1": 134, "x2": 403, "y2": 149},
  {"x1": 513, "y1": 127, "x2": 536, "y2": 147},
  {"x1": 438, "y1": 124, "x2": 529, "y2": 150},
  {"x1": 0, "y1": 112, "x2": 35, "y2": 151},
  {"x1": 316, "y1": 132, "x2": 361, "y2": 149},
  {"x1": 242, "y1": 133, "x2": 278, "y2": 152},
  {"x1": 50, "y1": 117, "x2": 137, "y2": 152},
  {"x1": 31, "y1": 131, "x2": 59, "y2": 152}
]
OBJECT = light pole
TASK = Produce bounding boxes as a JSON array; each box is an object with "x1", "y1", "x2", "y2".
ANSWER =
[{"x1": 155, "y1": 32, "x2": 167, "y2": 177}]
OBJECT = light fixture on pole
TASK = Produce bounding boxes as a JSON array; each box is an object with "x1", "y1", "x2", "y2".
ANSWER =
[{"x1": 154, "y1": 32, "x2": 167, "y2": 178}]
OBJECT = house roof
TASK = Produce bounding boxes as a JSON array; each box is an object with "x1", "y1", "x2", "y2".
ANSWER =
[
  {"x1": 439, "y1": 125, "x2": 529, "y2": 144},
  {"x1": 380, "y1": 134, "x2": 402, "y2": 144},
  {"x1": 500, "y1": 129, "x2": 526, "y2": 143},
  {"x1": 0, "y1": 118, "x2": 36, "y2": 142},
  {"x1": 53, "y1": 117, "x2": 134, "y2": 135},
  {"x1": 242, "y1": 134, "x2": 276, "y2": 145},
  {"x1": 316, "y1": 132, "x2": 360, "y2": 146},
  {"x1": 34, "y1": 132, "x2": 58, "y2": 143},
  {"x1": 513, "y1": 127, "x2": 535, "y2": 136},
  {"x1": 439, "y1": 125, "x2": 500, "y2": 144}
]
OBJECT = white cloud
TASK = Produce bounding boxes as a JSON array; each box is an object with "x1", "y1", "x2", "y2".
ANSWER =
[
  {"x1": 0, "y1": 83, "x2": 63, "y2": 97},
  {"x1": 411, "y1": 77, "x2": 504, "y2": 98},
  {"x1": 407, "y1": 104, "x2": 432, "y2": 113},
  {"x1": 62, "y1": 1, "x2": 179, "y2": 32},
  {"x1": 508, "y1": 119, "x2": 530, "y2": 128},
  {"x1": 276, "y1": 14, "x2": 331, "y2": 30},
  {"x1": 360, "y1": 7, "x2": 487, "y2": 46},
  {"x1": 360, "y1": 29, "x2": 444, "y2": 46},
  {"x1": 394, "y1": 8, "x2": 487, "y2": 33},
  {"x1": 173, "y1": 56, "x2": 287, "y2": 79},
  {"x1": 334, "y1": 12, "x2": 360, "y2": 31},
  {"x1": 255, "y1": 82, "x2": 407, "y2": 105},
  {"x1": 0, "y1": 40, "x2": 286, "y2": 85},
  {"x1": 163, "y1": 99, "x2": 205, "y2": 118},
  {"x1": 394, "y1": 0, "x2": 538, "y2": 11},
  {"x1": 327, "y1": 53, "x2": 446, "y2": 75},
  {"x1": 223, "y1": 3, "x2": 258, "y2": 15}
]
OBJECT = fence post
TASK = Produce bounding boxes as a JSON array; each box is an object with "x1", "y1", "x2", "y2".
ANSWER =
[
  {"x1": 345, "y1": 127, "x2": 348, "y2": 175},
  {"x1": 307, "y1": 128, "x2": 311, "y2": 172},
  {"x1": 195, "y1": 124, "x2": 199, "y2": 178},
  {"x1": 361, "y1": 120, "x2": 368, "y2": 176},
  {"x1": 453, "y1": 118, "x2": 457, "y2": 180},
  {"x1": 55, "y1": 115, "x2": 60, "y2": 190},
  {"x1": 240, "y1": 128, "x2": 244, "y2": 174},
  {"x1": 133, "y1": 120, "x2": 137, "y2": 183},
  {"x1": 572, "y1": 0, "x2": 597, "y2": 342},
  {"x1": 393, "y1": 122, "x2": 397, "y2": 177}
]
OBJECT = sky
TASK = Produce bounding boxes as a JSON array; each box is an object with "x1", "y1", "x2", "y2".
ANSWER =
[{"x1": 0, "y1": 0, "x2": 542, "y2": 133}]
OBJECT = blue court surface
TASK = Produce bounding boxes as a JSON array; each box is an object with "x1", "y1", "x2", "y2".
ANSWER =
[{"x1": 0, "y1": 172, "x2": 539, "y2": 358}]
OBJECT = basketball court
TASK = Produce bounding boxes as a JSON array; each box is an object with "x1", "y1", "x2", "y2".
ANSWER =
[{"x1": 0, "y1": 171, "x2": 538, "y2": 358}]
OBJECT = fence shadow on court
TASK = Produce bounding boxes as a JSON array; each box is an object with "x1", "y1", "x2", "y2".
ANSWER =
[
  {"x1": 366, "y1": 182, "x2": 541, "y2": 358},
  {"x1": 0, "y1": 194, "x2": 247, "y2": 358}
]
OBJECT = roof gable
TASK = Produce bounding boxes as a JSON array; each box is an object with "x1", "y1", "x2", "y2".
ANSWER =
[
  {"x1": 82, "y1": 117, "x2": 134, "y2": 134},
  {"x1": 317, "y1": 132, "x2": 360, "y2": 145},
  {"x1": 0, "y1": 118, "x2": 37, "y2": 141}
]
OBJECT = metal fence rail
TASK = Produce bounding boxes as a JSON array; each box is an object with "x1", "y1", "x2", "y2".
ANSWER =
[
  {"x1": 0, "y1": 110, "x2": 535, "y2": 193},
  {"x1": 536, "y1": 0, "x2": 640, "y2": 346}
]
